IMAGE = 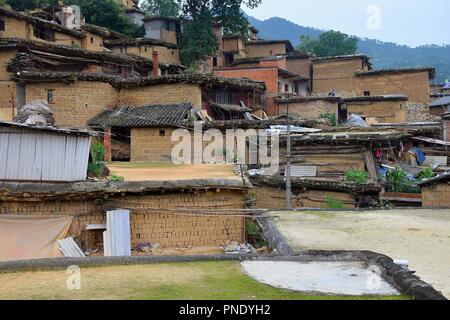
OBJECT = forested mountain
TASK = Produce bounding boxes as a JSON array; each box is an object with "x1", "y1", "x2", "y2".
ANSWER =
[{"x1": 246, "y1": 15, "x2": 450, "y2": 84}]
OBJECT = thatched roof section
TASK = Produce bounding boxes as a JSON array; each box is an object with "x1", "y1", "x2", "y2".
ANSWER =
[
  {"x1": 113, "y1": 74, "x2": 266, "y2": 91},
  {"x1": 11, "y1": 71, "x2": 120, "y2": 85},
  {"x1": 251, "y1": 176, "x2": 381, "y2": 194},
  {"x1": 0, "y1": 179, "x2": 247, "y2": 201},
  {"x1": 0, "y1": 7, "x2": 84, "y2": 38},
  {"x1": 199, "y1": 119, "x2": 320, "y2": 130},
  {"x1": 283, "y1": 128, "x2": 412, "y2": 145},
  {"x1": 104, "y1": 38, "x2": 179, "y2": 49},
  {"x1": 1, "y1": 38, "x2": 164, "y2": 70}
]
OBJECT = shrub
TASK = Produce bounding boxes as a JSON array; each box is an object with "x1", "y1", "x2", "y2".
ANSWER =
[
  {"x1": 345, "y1": 169, "x2": 369, "y2": 184},
  {"x1": 325, "y1": 196, "x2": 344, "y2": 209},
  {"x1": 417, "y1": 168, "x2": 436, "y2": 181},
  {"x1": 319, "y1": 113, "x2": 337, "y2": 126},
  {"x1": 88, "y1": 142, "x2": 106, "y2": 178},
  {"x1": 386, "y1": 167, "x2": 420, "y2": 194}
]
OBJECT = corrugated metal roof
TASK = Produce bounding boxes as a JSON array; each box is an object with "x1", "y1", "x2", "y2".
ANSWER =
[
  {"x1": 89, "y1": 103, "x2": 193, "y2": 128},
  {"x1": 0, "y1": 120, "x2": 95, "y2": 137}
]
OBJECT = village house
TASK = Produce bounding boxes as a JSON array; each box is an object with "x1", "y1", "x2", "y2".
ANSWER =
[
  {"x1": 274, "y1": 95, "x2": 409, "y2": 124},
  {"x1": 0, "y1": 120, "x2": 249, "y2": 259},
  {"x1": 0, "y1": 37, "x2": 183, "y2": 122},
  {"x1": 419, "y1": 173, "x2": 450, "y2": 208},
  {"x1": 9, "y1": 70, "x2": 264, "y2": 132},
  {"x1": 214, "y1": 55, "x2": 309, "y2": 115},
  {"x1": 429, "y1": 96, "x2": 450, "y2": 116},
  {"x1": 443, "y1": 112, "x2": 450, "y2": 142}
]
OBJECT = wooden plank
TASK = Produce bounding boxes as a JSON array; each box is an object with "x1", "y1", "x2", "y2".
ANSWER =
[
  {"x1": 86, "y1": 224, "x2": 107, "y2": 230},
  {"x1": 365, "y1": 150, "x2": 378, "y2": 181},
  {"x1": 424, "y1": 156, "x2": 448, "y2": 167},
  {"x1": 286, "y1": 165, "x2": 318, "y2": 177},
  {"x1": 58, "y1": 237, "x2": 86, "y2": 258}
]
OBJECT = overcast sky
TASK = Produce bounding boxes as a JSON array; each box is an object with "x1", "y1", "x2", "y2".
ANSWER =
[{"x1": 245, "y1": 0, "x2": 449, "y2": 47}]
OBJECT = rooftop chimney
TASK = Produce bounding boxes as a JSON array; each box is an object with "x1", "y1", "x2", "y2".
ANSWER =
[{"x1": 152, "y1": 51, "x2": 159, "y2": 78}]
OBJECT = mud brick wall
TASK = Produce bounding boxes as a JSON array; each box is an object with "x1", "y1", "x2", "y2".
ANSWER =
[
  {"x1": 0, "y1": 16, "x2": 82, "y2": 47},
  {"x1": 110, "y1": 45, "x2": 181, "y2": 65},
  {"x1": 247, "y1": 43, "x2": 286, "y2": 57},
  {"x1": 277, "y1": 100, "x2": 339, "y2": 120},
  {"x1": 445, "y1": 120, "x2": 450, "y2": 142},
  {"x1": 131, "y1": 127, "x2": 177, "y2": 162},
  {"x1": 25, "y1": 81, "x2": 119, "y2": 127},
  {"x1": 118, "y1": 83, "x2": 202, "y2": 109},
  {"x1": 421, "y1": 182, "x2": 450, "y2": 207},
  {"x1": 0, "y1": 49, "x2": 19, "y2": 121},
  {"x1": 0, "y1": 189, "x2": 246, "y2": 250},
  {"x1": 357, "y1": 71, "x2": 431, "y2": 105},
  {"x1": 82, "y1": 33, "x2": 105, "y2": 52},
  {"x1": 253, "y1": 186, "x2": 356, "y2": 209},
  {"x1": 346, "y1": 100, "x2": 407, "y2": 124},
  {"x1": 286, "y1": 57, "x2": 313, "y2": 79},
  {"x1": 312, "y1": 58, "x2": 364, "y2": 96}
]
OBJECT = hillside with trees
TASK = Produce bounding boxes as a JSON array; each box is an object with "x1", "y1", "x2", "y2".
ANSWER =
[{"x1": 246, "y1": 15, "x2": 450, "y2": 84}]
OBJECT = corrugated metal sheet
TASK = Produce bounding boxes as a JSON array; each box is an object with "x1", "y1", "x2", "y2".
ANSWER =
[
  {"x1": 103, "y1": 210, "x2": 131, "y2": 257},
  {"x1": 0, "y1": 126, "x2": 91, "y2": 182},
  {"x1": 285, "y1": 166, "x2": 318, "y2": 178}
]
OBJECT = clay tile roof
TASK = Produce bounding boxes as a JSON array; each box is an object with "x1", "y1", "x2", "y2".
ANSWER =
[
  {"x1": 0, "y1": 7, "x2": 84, "y2": 38},
  {"x1": 89, "y1": 103, "x2": 193, "y2": 128}
]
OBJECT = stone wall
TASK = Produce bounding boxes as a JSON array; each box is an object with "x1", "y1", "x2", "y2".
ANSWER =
[
  {"x1": 0, "y1": 189, "x2": 246, "y2": 250},
  {"x1": 406, "y1": 103, "x2": 432, "y2": 122},
  {"x1": 421, "y1": 182, "x2": 450, "y2": 208}
]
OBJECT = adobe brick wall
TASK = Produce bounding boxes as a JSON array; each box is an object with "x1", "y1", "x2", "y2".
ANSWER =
[
  {"x1": 253, "y1": 186, "x2": 356, "y2": 209},
  {"x1": 357, "y1": 71, "x2": 431, "y2": 105},
  {"x1": 422, "y1": 182, "x2": 450, "y2": 207},
  {"x1": 444, "y1": 120, "x2": 450, "y2": 142},
  {"x1": 82, "y1": 32, "x2": 105, "y2": 52},
  {"x1": 0, "y1": 189, "x2": 246, "y2": 250},
  {"x1": 110, "y1": 45, "x2": 181, "y2": 65},
  {"x1": 131, "y1": 128, "x2": 176, "y2": 162},
  {"x1": 260, "y1": 58, "x2": 287, "y2": 69},
  {"x1": 277, "y1": 100, "x2": 339, "y2": 120},
  {"x1": 0, "y1": 48, "x2": 17, "y2": 81},
  {"x1": 118, "y1": 83, "x2": 202, "y2": 109},
  {"x1": 346, "y1": 100, "x2": 407, "y2": 124},
  {"x1": 247, "y1": 43, "x2": 286, "y2": 57},
  {"x1": 25, "y1": 81, "x2": 119, "y2": 127},
  {"x1": 0, "y1": 81, "x2": 16, "y2": 121},
  {"x1": 0, "y1": 15, "x2": 82, "y2": 47},
  {"x1": 312, "y1": 59, "x2": 363, "y2": 95},
  {"x1": 286, "y1": 58, "x2": 312, "y2": 79}
]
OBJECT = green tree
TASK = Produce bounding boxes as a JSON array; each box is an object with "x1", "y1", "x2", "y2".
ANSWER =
[
  {"x1": 0, "y1": 0, "x2": 11, "y2": 8},
  {"x1": 141, "y1": 0, "x2": 181, "y2": 18},
  {"x1": 6, "y1": 0, "x2": 142, "y2": 37},
  {"x1": 6, "y1": 0, "x2": 59, "y2": 11},
  {"x1": 179, "y1": 0, "x2": 262, "y2": 66},
  {"x1": 65, "y1": 0, "x2": 143, "y2": 37},
  {"x1": 298, "y1": 30, "x2": 358, "y2": 57}
]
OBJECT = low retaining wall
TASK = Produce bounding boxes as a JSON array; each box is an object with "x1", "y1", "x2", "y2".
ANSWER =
[{"x1": 0, "y1": 251, "x2": 445, "y2": 300}]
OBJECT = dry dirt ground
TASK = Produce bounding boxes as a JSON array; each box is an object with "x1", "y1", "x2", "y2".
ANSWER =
[
  {"x1": 272, "y1": 209, "x2": 450, "y2": 298},
  {"x1": 108, "y1": 163, "x2": 240, "y2": 182}
]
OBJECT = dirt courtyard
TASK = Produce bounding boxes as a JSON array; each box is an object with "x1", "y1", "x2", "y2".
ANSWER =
[
  {"x1": 108, "y1": 163, "x2": 240, "y2": 182},
  {"x1": 272, "y1": 209, "x2": 450, "y2": 298}
]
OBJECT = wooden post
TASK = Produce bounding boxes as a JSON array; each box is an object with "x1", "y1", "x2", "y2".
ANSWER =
[
  {"x1": 104, "y1": 128, "x2": 112, "y2": 163},
  {"x1": 285, "y1": 95, "x2": 292, "y2": 210}
]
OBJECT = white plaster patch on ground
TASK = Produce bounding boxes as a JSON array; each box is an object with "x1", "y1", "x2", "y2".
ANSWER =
[
  {"x1": 241, "y1": 261, "x2": 400, "y2": 296},
  {"x1": 272, "y1": 209, "x2": 450, "y2": 298}
]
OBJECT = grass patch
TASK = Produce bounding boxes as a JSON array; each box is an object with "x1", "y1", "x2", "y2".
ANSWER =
[{"x1": 0, "y1": 261, "x2": 409, "y2": 300}]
